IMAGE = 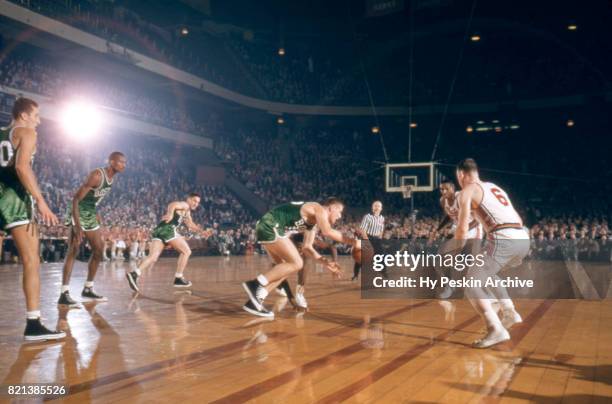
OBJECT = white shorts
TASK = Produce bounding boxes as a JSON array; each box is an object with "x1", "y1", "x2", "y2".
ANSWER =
[{"x1": 483, "y1": 228, "x2": 530, "y2": 271}]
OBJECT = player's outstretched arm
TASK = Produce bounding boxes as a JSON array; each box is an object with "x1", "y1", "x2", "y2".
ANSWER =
[
  {"x1": 183, "y1": 211, "x2": 203, "y2": 233},
  {"x1": 437, "y1": 215, "x2": 452, "y2": 232},
  {"x1": 302, "y1": 227, "x2": 341, "y2": 276},
  {"x1": 161, "y1": 201, "x2": 186, "y2": 222},
  {"x1": 454, "y1": 187, "x2": 474, "y2": 241},
  {"x1": 301, "y1": 227, "x2": 322, "y2": 260},
  {"x1": 310, "y1": 203, "x2": 357, "y2": 247},
  {"x1": 13, "y1": 128, "x2": 58, "y2": 226}
]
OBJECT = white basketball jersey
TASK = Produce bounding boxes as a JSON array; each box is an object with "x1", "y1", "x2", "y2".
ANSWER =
[
  {"x1": 442, "y1": 192, "x2": 461, "y2": 223},
  {"x1": 474, "y1": 182, "x2": 522, "y2": 233}
]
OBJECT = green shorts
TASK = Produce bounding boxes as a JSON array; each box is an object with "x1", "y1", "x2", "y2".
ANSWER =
[
  {"x1": 65, "y1": 207, "x2": 100, "y2": 231},
  {"x1": 151, "y1": 223, "x2": 180, "y2": 244},
  {"x1": 0, "y1": 184, "x2": 33, "y2": 230},
  {"x1": 256, "y1": 214, "x2": 289, "y2": 244}
]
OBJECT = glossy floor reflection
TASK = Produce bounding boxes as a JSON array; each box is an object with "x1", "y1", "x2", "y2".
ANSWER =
[{"x1": 0, "y1": 256, "x2": 611, "y2": 403}]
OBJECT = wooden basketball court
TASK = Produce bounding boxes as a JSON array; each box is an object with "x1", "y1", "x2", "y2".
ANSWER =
[{"x1": 1, "y1": 256, "x2": 611, "y2": 403}]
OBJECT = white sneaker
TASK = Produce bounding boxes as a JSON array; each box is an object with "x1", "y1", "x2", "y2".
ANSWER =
[
  {"x1": 295, "y1": 285, "x2": 308, "y2": 309},
  {"x1": 276, "y1": 287, "x2": 287, "y2": 297},
  {"x1": 473, "y1": 327, "x2": 510, "y2": 349},
  {"x1": 501, "y1": 309, "x2": 523, "y2": 329}
]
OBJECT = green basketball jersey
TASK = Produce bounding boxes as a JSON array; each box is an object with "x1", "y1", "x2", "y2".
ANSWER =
[
  {"x1": 79, "y1": 168, "x2": 113, "y2": 212},
  {"x1": 156, "y1": 209, "x2": 185, "y2": 230},
  {"x1": 267, "y1": 202, "x2": 315, "y2": 234},
  {"x1": 0, "y1": 126, "x2": 30, "y2": 191}
]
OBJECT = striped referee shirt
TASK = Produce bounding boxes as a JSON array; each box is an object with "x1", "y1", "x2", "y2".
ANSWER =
[{"x1": 360, "y1": 213, "x2": 385, "y2": 238}]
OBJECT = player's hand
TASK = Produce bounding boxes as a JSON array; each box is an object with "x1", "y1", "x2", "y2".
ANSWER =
[
  {"x1": 161, "y1": 213, "x2": 172, "y2": 223},
  {"x1": 37, "y1": 201, "x2": 58, "y2": 226},
  {"x1": 320, "y1": 258, "x2": 342, "y2": 278},
  {"x1": 73, "y1": 225, "x2": 84, "y2": 245}
]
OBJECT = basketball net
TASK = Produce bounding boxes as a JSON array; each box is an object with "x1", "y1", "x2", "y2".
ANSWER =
[{"x1": 401, "y1": 184, "x2": 413, "y2": 199}]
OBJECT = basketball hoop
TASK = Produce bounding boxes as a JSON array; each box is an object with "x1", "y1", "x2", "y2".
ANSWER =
[{"x1": 401, "y1": 184, "x2": 413, "y2": 199}]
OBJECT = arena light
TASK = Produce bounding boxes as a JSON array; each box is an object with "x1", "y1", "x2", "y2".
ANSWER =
[
  {"x1": 371, "y1": 126, "x2": 380, "y2": 134},
  {"x1": 566, "y1": 119, "x2": 575, "y2": 127},
  {"x1": 61, "y1": 101, "x2": 101, "y2": 141},
  {"x1": 470, "y1": 34, "x2": 481, "y2": 42},
  {"x1": 180, "y1": 27, "x2": 189, "y2": 36},
  {"x1": 410, "y1": 122, "x2": 418, "y2": 128},
  {"x1": 277, "y1": 116, "x2": 285, "y2": 125},
  {"x1": 567, "y1": 24, "x2": 577, "y2": 31},
  {"x1": 466, "y1": 126, "x2": 473, "y2": 133},
  {"x1": 278, "y1": 47, "x2": 286, "y2": 56}
]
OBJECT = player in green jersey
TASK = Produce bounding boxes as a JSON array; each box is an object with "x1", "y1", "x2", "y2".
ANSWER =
[
  {"x1": 126, "y1": 193, "x2": 209, "y2": 292},
  {"x1": 58, "y1": 151, "x2": 126, "y2": 307},
  {"x1": 242, "y1": 197, "x2": 360, "y2": 318},
  {"x1": 0, "y1": 98, "x2": 65, "y2": 341}
]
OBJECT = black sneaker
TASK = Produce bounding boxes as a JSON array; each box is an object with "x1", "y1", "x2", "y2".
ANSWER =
[
  {"x1": 24, "y1": 318, "x2": 66, "y2": 342},
  {"x1": 173, "y1": 277, "x2": 192, "y2": 288},
  {"x1": 126, "y1": 271, "x2": 139, "y2": 292},
  {"x1": 242, "y1": 300, "x2": 274, "y2": 318},
  {"x1": 242, "y1": 279, "x2": 266, "y2": 310},
  {"x1": 81, "y1": 287, "x2": 108, "y2": 302},
  {"x1": 57, "y1": 291, "x2": 80, "y2": 308},
  {"x1": 276, "y1": 279, "x2": 294, "y2": 299}
]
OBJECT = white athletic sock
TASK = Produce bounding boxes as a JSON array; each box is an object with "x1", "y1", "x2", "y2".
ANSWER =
[
  {"x1": 175, "y1": 272, "x2": 183, "y2": 278},
  {"x1": 134, "y1": 268, "x2": 142, "y2": 276},
  {"x1": 257, "y1": 274, "x2": 269, "y2": 286},
  {"x1": 499, "y1": 299, "x2": 515, "y2": 312},
  {"x1": 84, "y1": 281, "x2": 94, "y2": 288},
  {"x1": 61, "y1": 285, "x2": 70, "y2": 293},
  {"x1": 26, "y1": 310, "x2": 41, "y2": 320},
  {"x1": 256, "y1": 287, "x2": 269, "y2": 300},
  {"x1": 483, "y1": 309, "x2": 503, "y2": 330}
]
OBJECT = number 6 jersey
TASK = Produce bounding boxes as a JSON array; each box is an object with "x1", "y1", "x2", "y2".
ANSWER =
[{"x1": 473, "y1": 182, "x2": 523, "y2": 235}]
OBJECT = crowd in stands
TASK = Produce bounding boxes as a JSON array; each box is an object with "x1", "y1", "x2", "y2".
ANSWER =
[
  {"x1": 8, "y1": 0, "x2": 235, "y2": 90},
  {"x1": 0, "y1": 116, "x2": 607, "y2": 263},
  {"x1": 215, "y1": 126, "x2": 372, "y2": 207},
  {"x1": 0, "y1": 54, "x2": 220, "y2": 136},
  {"x1": 9, "y1": 0, "x2": 610, "y2": 108},
  {"x1": 0, "y1": 112, "x2": 255, "y2": 262}
]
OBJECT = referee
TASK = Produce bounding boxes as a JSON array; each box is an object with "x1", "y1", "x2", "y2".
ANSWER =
[{"x1": 352, "y1": 200, "x2": 385, "y2": 280}]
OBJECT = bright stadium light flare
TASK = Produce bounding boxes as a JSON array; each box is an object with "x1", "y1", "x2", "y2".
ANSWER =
[{"x1": 61, "y1": 101, "x2": 102, "y2": 141}]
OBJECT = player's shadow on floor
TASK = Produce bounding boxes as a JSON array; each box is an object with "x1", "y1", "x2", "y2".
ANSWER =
[
  {"x1": 136, "y1": 293, "x2": 244, "y2": 316},
  {"x1": 518, "y1": 356, "x2": 612, "y2": 386},
  {"x1": 445, "y1": 355, "x2": 612, "y2": 401}
]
